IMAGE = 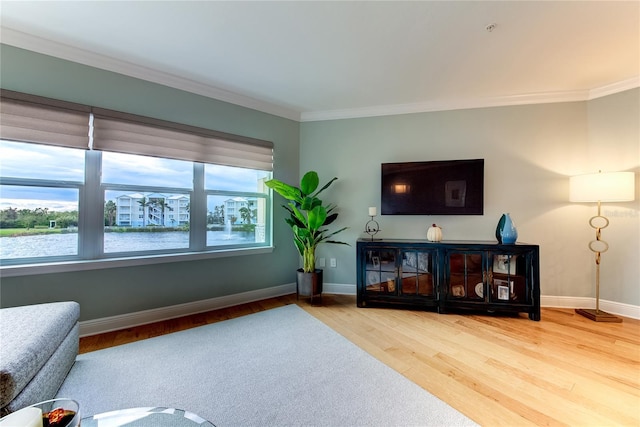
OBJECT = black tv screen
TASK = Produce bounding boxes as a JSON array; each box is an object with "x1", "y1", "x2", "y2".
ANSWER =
[{"x1": 381, "y1": 159, "x2": 484, "y2": 215}]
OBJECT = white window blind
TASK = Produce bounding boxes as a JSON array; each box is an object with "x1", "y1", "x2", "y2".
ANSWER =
[
  {"x1": 92, "y1": 108, "x2": 274, "y2": 171},
  {"x1": 0, "y1": 90, "x2": 91, "y2": 149},
  {"x1": 0, "y1": 91, "x2": 274, "y2": 171}
]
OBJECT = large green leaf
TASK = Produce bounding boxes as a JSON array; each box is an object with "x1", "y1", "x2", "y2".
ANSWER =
[
  {"x1": 293, "y1": 225, "x2": 312, "y2": 242},
  {"x1": 300, "y1": 196, "x2": 320, "y2": 211},
  {"x1": 300, "y1": 171, "x2": 319, "y2": 196},
  {"x1": 291, "y1": 231, "x2": 305, "y2": 256},
  {"x1": 307, "y1": 205, "x2": 327, "y2": 230},
  {"x1": 265, "y1": 179, "x2": 302, "y2": 202},
  {"x1": 289, "y1": 203, "x2": 307, "y2": 226}
]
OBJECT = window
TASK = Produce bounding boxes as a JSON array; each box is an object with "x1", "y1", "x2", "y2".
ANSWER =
[
  {"x1": 0, "y1": 90, "x2": 273, "y2": 268},
  {"x1": 0, "y1": 122, "x2": 86, "y2": 262},
  {"x1": 0, "y1": 183, "x2": 80, "y2": 260},
  {"x1": 205, "y1": 164, "x2": 270, "y2": 247},
  {"x1": 102, "y1": 152, "x2": 194, "y2": 255}
]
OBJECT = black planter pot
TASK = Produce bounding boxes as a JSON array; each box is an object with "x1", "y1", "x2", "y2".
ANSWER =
[{"x1": 296, "y1": 268, "x2": 323, "y2": 305}]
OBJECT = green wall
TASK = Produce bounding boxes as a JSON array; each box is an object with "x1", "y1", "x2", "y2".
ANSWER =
[
  {"x1": 586, "y1": 89, "x2": 640, "y2": 305},
  {"x1": 0, "y1": 45, "x2": 301, "y2": 320},
  {"x1": 301, "y1": 90, "x2": 640, "y2": 306}
]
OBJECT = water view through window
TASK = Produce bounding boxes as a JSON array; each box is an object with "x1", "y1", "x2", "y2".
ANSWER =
[
  {"x1": 1, "y1": 140, "x2": 271, "y2": 264},
  {"x1": 0, "y1": 139, "x2": 83, "y2": 260},
  {"x1": 0, "y1": 185, "x2": 80, "y2": 259}
]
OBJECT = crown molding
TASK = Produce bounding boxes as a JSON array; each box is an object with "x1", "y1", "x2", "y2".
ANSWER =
[
  {"x1": 0, "y1": 27, "x2": 302, "y2": 122},
  {"x1": 588, "y1": 76, "x2": 640, "y2": 100},
  {"x1": 300, "y1": 91, "x2": 590, "y2": 122},
  {"x1": 2, "y1": 27, "x2": 638, "y2": 123},
  {"x1": 300, "y1": 81, "x2": 640, "y2": 122}
]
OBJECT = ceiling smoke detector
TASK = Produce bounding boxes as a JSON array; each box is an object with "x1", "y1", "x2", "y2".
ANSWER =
[{"x1": 485, "y1": 23, "x2": 497, "y2": 32}]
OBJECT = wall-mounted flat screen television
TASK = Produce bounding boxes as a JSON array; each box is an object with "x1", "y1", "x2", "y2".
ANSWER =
[{"x1": 381, "y1": 159, "x2": 484, "y2": 215}]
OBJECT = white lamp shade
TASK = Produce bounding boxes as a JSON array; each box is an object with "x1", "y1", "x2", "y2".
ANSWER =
[{"x1": 569, "y1": 171, "x2": 635, "y2": 202}]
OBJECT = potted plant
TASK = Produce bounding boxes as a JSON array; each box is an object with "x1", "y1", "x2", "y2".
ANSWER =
[{"x1": 265, "y1": 171, "x2": 348, "y2": 302}]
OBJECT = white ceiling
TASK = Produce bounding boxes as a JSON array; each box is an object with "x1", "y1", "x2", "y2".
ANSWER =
[{"x1": 1, "y1": 1, "x2": 639, "y2": 121}]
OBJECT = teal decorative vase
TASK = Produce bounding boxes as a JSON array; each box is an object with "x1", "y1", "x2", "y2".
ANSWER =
[
  {"x1": 495, "y1": 214, "x2": 506, "y2": 243},
  {"x1": 500, "y1": 213, "x2": 518, "y2": 244}
]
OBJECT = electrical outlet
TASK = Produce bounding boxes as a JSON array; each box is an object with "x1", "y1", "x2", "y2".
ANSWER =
[
  {"x1": 330, "y1": 258, "x2": 337, "y2": 268},
  {"x1": 318, "y1": 258, "x2": 326, "y2": 267}
]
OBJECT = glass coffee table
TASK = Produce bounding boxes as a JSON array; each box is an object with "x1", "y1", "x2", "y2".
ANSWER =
[{"x1": 81, "y1": 407, "x2": 215, "y2": 427}]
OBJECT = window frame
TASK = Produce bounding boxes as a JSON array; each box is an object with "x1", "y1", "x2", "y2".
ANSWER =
[
  {"x1": 1, "y1": 147, "x2": 274, "y2": 277},
  {"x1": 0, "y1": 92, "x2": 275, "y2": 277}
]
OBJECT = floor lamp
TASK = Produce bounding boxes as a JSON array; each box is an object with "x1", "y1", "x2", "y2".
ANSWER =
[{"x1": 569, "y1": 171, "x2": 635, "y2": 322}]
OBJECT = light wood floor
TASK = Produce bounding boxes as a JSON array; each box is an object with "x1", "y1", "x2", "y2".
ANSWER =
[{"x1": 80, "y1": 294, "x2": 640, "y2": 426}]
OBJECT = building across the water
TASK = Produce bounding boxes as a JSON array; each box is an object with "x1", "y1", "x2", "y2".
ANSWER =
[{"x1": 113, "y1": 193, "x2": 256, "y2": 227}]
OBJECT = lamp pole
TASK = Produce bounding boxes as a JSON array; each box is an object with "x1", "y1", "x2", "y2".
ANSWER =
[{"x1": 570, "y1": 171, "x2": 635, "y2": 323}]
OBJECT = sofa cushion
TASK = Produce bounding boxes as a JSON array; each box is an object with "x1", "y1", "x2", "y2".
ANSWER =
[
  {"x1": 0, "y1": 302, "x2": 80, "y2": 407},
  {"x1": 4, "y1": 323, "x2": 79, "y2": 414}
]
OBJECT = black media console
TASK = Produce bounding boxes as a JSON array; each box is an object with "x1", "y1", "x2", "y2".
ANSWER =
[{"x1": 356, "y1": 239, "x2": 541, "y2": 321}]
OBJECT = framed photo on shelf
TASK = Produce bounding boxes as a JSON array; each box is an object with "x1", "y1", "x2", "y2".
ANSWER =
[
  {"x1": 493, "y1": 254, "x2": 517, "y2": 274},
  {"x1": 494, "y1": 278, "x2": 514, "y2": 301},
  {"x1": 451, "y1": 284, "x2": 465, "y2": 297},
  {"x1": 497, "y1": 285, "x2": 509, "y2": 300},
  {"x1": 372, "y1": 256, "x2": 380, "y2": 268}
]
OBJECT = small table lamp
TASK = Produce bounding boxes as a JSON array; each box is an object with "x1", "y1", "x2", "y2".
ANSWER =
[{"x1": 569, "y1": 170, "x2": 635, "y2": 322}]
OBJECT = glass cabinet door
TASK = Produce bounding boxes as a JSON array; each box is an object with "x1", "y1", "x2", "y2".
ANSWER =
[
  {"x1": 358, "y1": 240, "x2": 540, "y2": 320},
  {"x1": 446, "y1": 251, "x2": 485, "y2": 300},
  {"x1": 364, "y1": 249, "x2": 397, "y2": 294},
  {"x1": 489, "y1": 252, "x2": 530, "y2": 304},
  {"x1": 400, "y1": 250, "x2": 435, "y2": 297}
]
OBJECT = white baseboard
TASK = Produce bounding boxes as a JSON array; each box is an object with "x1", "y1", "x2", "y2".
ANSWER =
[
  {"x1": 541, "y1": 295, "x2": 640, "y2": 320},
  {"x1": 80, "y1": 283, "x2": 640, "y2": 336},
  {"x1": 79, "y1": 283, "x2": 296, "y2": 337},
  {"x1": 323, "y1": 283, "x2": 357, "y2": 295},
  {"x1": 80, "y1": 283, "x2": 353, "y2": 336}
]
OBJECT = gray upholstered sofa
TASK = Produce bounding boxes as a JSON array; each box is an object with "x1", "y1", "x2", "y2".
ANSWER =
[{"x1": 0, "y1": 301, "x2": 80, "y2": 415}]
